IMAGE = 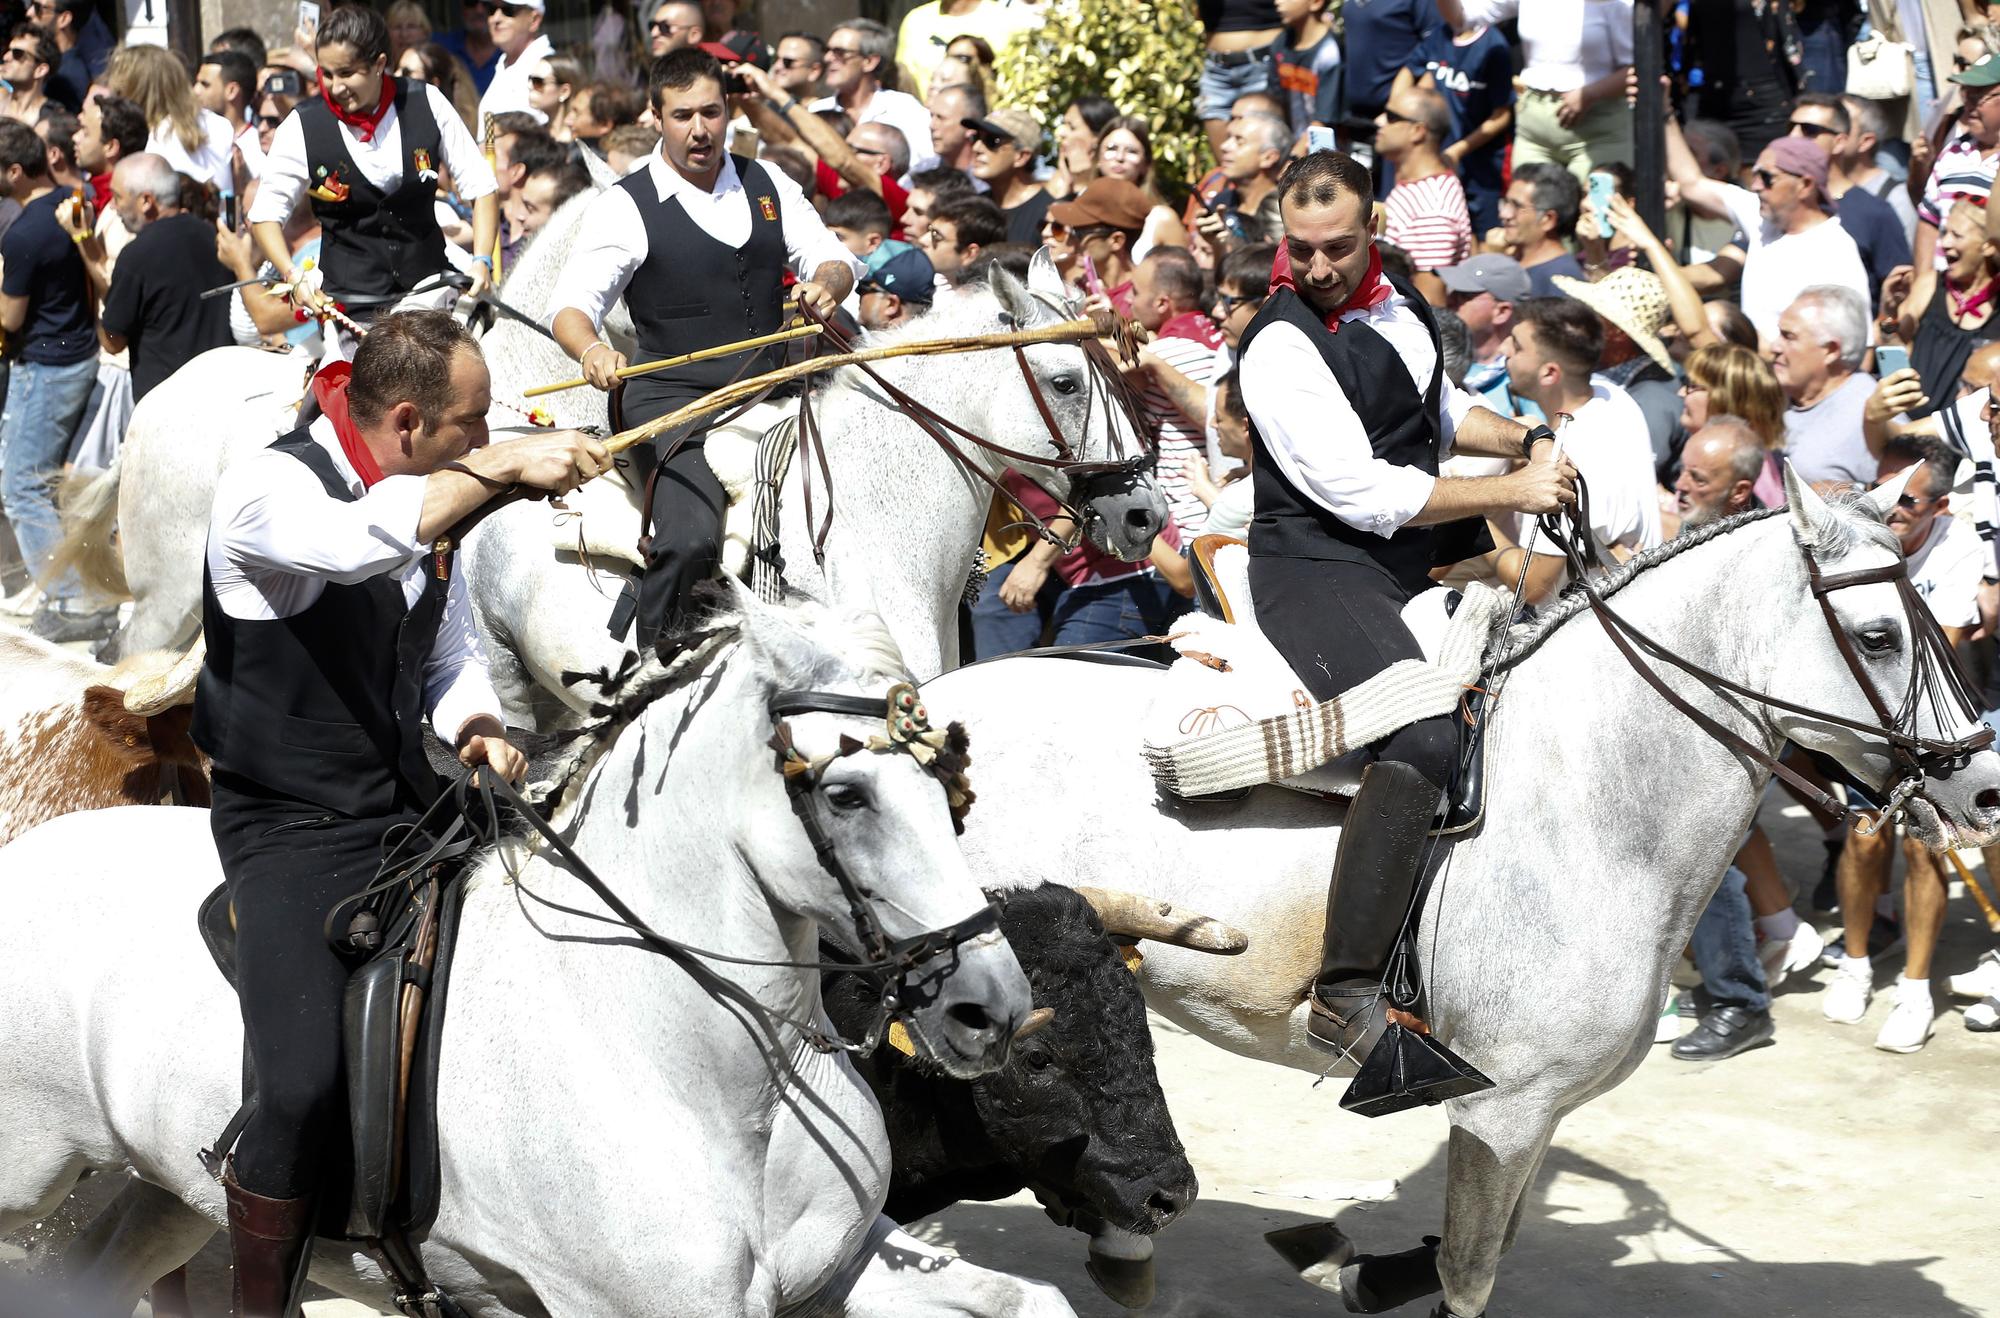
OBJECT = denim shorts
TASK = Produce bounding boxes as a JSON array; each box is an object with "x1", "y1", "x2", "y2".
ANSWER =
[{"x1": 1198, "y1": 46, "x2": 1279, "y2": 121}]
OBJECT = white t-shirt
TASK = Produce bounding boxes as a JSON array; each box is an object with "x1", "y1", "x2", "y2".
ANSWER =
[
  {"x1": 1523, "y1": 377, "x2": 1664, "y2": 559},
  {"x1": 1455, "y1": 0, "x2": 1634, "y2": 92},
  {"x1": 478, "y1": 34, "x2": 554, "y2": 128},
  {"x1": 148, "y1": 109, "x2": 238, "y2": 186},
  {"x1": 1905, "y1": 512, "x2": 1985, "y2": 628},
  {"x1": 1717, "y1": 184, "x2": 1873, "y2": 346}
]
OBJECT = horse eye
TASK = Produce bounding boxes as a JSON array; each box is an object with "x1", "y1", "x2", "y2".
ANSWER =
[
  {"x1": 1050, "y1": 374, "x2": 1081, "y2": 396},
  {"x1": 1858, "y1": 625, "x2": 1900, "y2": 654},
  {"x1": 823, "y1": 783, "x2": 870, "y2": 812}
]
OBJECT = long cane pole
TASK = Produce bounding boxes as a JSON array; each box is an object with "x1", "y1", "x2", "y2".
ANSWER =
[
  {"x1": 523, "y1": 323, "x2": 826, "y2": 398},
  {"x1": 482, "y1": 115, "x2": 503, "y2": 286},
  {"x1": 1946, "y1": 850, "x2": 2000, "y2": 932}
]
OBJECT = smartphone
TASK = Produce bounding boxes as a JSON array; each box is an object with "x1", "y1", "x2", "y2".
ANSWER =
[
  {"x1": 1306, "y1": 124, "x2": 1337, "y2": 154},
  {"x1": 297, "y1": 0, "x2": 320, "y2": 43},
  {"x1": 224, "y1": 191, "x2": 240, "y2": 230},
  {"x1": 1081, "y1": 253, "x2": 1106, "y2": 298},
  {"x1": 1587, "y1": 170, "x2": 1616, "y2": 227},
  {"x1": 1876, "y1": 344, "x2": 1911, "y2": 377}
]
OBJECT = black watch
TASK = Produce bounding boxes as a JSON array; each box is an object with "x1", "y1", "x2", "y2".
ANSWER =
[{"x1": 1521, "y1": 423, "x2": 1557, "y2": 460}]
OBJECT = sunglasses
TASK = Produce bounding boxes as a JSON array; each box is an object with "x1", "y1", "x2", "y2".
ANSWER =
[
  {"x1": 1867, "y1": 481, "x2": 1931, "y2": 510},
  {"x1": 492, "y1": 3, "x2": 534, "y2": 17},
  {"x1": 649, "y1": 19, "x2": 691, "y2": 33},
  {"x1": 823, "y1": 45, "x2": 864, "y2": 61},
  {"x1": 1788, "y1": 120, "x2": 1836, "y2": 139},
  {"x1": 2, "y1": 46, "x2": 35, "y2": 61},
  {"x1": 1378, "y1": 108, "x2": 1418, "y2": 126},
  {"x1": 1215, "y1": 290, "x2": 1265, "y2": 314},
  {"x1": 776, "y1": 55, "x2": 815, "y2": 69},
  {"x1": 527, "y1": 73, "x2": 555, "y2": 88},
  {"x1": 1751, "y1": 167, "x2": 1798, "y2": 188},
  {"x1": 257, "y1": 113, "x2": 284, "y2": 128},
  {"x1": 972, "y1": 131, "x2": 1015, "y2": 151}
]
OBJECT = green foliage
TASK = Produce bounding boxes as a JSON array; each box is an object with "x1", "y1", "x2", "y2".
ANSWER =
[{"x1": 993, "y1": 0, "x2": 1213, "y2": 206}]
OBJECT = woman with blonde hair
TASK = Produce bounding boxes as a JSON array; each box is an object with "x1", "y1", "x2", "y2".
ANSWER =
[
  {"x1": 385, "y1": 0, "x2": 432, "y2": 63},
  {"x1": 1680, "y1": 343, "x2": 1787, "y2": 505},
  {"x1": 1093, "y1": 114, "x2": 1186, "y2": 260},
  {"x1": 108, "y1": 44, "x2": 235, "y2": 185},
  {"x1": 528, "y1": 53, "x2": 585, "y2": 141}
]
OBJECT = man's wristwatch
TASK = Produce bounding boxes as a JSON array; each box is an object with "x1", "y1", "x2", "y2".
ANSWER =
[{"x1": 1520, "y1": 423, "x2": 1557, "y2": 460}]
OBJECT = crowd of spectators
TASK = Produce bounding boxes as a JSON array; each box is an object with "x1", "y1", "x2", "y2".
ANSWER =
[{"x1": 3, "y1": 0, "x2": 2000, "y2": 1057}]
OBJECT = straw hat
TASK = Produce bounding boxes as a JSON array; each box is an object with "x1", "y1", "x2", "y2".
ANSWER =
[{"x1": 1552, "y1": 266, "x2": 1676, "y2": 375}]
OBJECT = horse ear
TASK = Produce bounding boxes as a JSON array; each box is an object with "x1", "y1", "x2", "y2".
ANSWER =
[
  {"x1": 988, "y1": 261, "x2": 1039, "y2": 328},
  {"x1": 1861, "y1": 462, "x2": 1918, "y2": 521},
  {"x1": 1784, "y1": 460, "x2": 1839, "y2": 546},
  {"x1": 1026, "y1": 247, "x2": 1069, "y2": 306},
  {"x1": 733, "y1": 584, "x2": 823, "y2": 690}
]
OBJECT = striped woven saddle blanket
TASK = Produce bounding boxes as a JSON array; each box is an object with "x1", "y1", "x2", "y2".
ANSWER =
[{"x1": 1143, "y1": 539, "x2": 1508, "y2": 799}]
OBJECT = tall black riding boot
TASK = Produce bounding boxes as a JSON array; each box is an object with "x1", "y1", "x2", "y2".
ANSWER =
[
  {"x1": 222, "y1": 1167, "x2": 315, "y2": 1318},
  {"x1": 1306, "y1": 761, "x2": 1494, "y2": 1115}
]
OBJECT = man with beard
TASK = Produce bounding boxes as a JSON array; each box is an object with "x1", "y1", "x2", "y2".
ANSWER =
[{"x1": 1670, "y1": 416, "x2": 1765, "y2": 531}]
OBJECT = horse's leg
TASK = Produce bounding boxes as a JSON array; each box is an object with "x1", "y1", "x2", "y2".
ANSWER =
[
  {"x1": 60, "y1": 1176, "x2": 216, "y2": 1317},
  {"x1": 1434, "y1": 1100, "x2": 1561, "y2": 1318},
  {"x1": 823, "y1": 1217, "x2": 1078, "y2": 1318}
]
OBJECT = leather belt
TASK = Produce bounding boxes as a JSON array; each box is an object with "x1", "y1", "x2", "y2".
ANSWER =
[{"x1": 1206, "y1": 41, "x2": 1279, "y2": 66}]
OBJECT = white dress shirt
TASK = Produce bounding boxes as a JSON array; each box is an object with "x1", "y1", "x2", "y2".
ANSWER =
[
  {"x1": 551, "y1": 147, "x2": 864, "y2": 330},
  {"x1": 232, "y1": 120, "x2": 266, "y2": 183},
  {"x1": 808, "y1": 86, "x2": 940, "y2": 175},
  {"x1": 206, "y1": 418, "x2": 504, "y2": 745},
  {"x1": 249, "y1": 83, "x2": 497, "y2": 228},
  {"x1": 1238, "y1": 292, "x2": 1483, "y2": 538},
  {"x1": 477, "y1": 34, "x2": 553, "y2": 128},
  {"x1": 148, "y1": 109, "x2": 238, "y2": 186}
]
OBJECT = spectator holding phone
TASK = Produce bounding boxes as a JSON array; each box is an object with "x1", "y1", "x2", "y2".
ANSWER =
[{"x1": 1881, "y1": 197, "x2": 2000, "y2": 421}]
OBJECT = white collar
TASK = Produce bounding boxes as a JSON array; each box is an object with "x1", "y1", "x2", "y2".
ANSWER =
[
  {"x1": 646, "y1": 147, "x2": 742, "y2": 204},
  {"x1": 307, "y1": 414, "x2": 366, "y2": 495}
]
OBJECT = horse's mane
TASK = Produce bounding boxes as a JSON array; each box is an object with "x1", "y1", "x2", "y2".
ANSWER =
[{"x1": 1491, "y1": 494, "x2": 1901, "y2": 673}]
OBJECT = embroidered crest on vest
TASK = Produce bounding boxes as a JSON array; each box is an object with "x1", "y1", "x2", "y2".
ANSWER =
[
  {"x1": 758, "y1": 194, "x2": 777, "y2": 221},
  {"x1": 413, "y1": 149, "x2": 436, "y2": 183},
  {"x1": 311, "y1": 164, "x2": 352, "y2": 203}
]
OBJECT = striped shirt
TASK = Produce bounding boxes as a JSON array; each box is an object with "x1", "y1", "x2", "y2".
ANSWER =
[
  {"x1": 1136, "y1": 312, "x2": 1226, "y2": 537},
  {"x1": 1383, "y1": 172, "x2": 1474, "y2": 272},
  {"x1": 1918, "y1": 132, "x2": 2000, "y2": 237}
]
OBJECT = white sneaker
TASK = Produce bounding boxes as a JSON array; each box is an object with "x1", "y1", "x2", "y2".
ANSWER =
[
  {"x1": 1759, "y1": 922, "x2": 1827, "y2": 987},
  {"x1": 1966, "y1": 996, "x2": 2000, "y2": 1033},
  {"x1": 1822, "y1": 969, "x2": 1873, "y2": 1024},
  {"x1": 1948, "y1": 949, "x2": 2000, "y2": 1001},
  {"x1": 1654, "y1": 992, "x2": 1685, "y2": 1043},
  {"x1": 1874, "y1": 984, "x2": 1936, "y2": 1053}
]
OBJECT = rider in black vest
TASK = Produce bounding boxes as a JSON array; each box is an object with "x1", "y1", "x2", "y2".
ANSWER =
[
  {"x1": 194, "y1": 311, "x2": 606, "y2": 1318},
  {"x1": 249, "y1": 5, "x2": 498, "y2": 347},
  {"x1": 1237, "y1": 151, "x2": 1577, "y2": 1108},
  {"x1": 550, "y1": 47, "x2": 861, "y2": 650}
]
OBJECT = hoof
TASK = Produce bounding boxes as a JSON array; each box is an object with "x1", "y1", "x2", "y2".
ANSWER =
[
  {"x1": 1263, "y1": 1221, "x2": 1356, "y2": 1294},
  {"x1": 1084, "y1": 1247, "x2": 1156, "y2": 1310},
  {"x1": 1338, "y1": 1236, "x2": 1443, "y2": 1314}
]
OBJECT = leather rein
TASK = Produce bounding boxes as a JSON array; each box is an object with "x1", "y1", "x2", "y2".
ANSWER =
[{"x1": 1517, "y1": 491, "x2": 1993, "y2": 834}]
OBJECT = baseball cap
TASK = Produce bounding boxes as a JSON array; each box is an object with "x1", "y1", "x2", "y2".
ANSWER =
[
  {"x1": 1953, "y1": 51, "x2": 2000, "y2": 87},
  {"x1": 1047, "y1": 177, "x2": 1151, "y2": 232},
  {"x1": 860, "y1": 245, "x2": 936, "y2": 304},
  {"x1": 699, "y1": 31, "x2": 768, "y2": 68},
  {"x1": 961, "y1": 109, "x2": 1043, "y2": 155},
  {"x1": 1437, "y1": 253, "x2": 1531, "y2": 301},
  {"x1": 496, "y1": 0, "x2": 545, "y2": 12},
  {"x1": 1766, "y1": 136, "x2": 1836, "y2": 213}
]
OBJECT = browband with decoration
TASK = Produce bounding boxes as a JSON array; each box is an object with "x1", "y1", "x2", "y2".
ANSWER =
[{"x1": 768, "y1": 682, "x2": 975, "y2": 831}]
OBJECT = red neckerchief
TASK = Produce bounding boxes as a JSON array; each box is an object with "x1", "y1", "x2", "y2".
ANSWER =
[
  {"x1": 318, "y1": 73, "x2": 396, "y2": 144},
  {"x1": 1949, "y1": 275, "x2": 1998, "y2": 322},
  {"x1": 1159, "y1": 309, "x2": 1224, "y2": 350},
  {"x1": 312, "y1": 362, "x2": 386, "y2": 488},
  {"x1": 87, "y1": 171, "x2": 111, "y2": 215},
  {"x1": 1269, "y1": 243, "x2": 1394, "y2": 332}
]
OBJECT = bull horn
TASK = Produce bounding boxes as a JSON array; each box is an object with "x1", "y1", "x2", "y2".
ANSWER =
[
  {"x1": 123, "y1": 634, "x2": 206, "y2": 716},
  {"x1": 1013, "y1": 1006, "x2": 1055, "y2": 1044},
  {"x1": 1075, "y1": 887, "x2": 1249, "y2": 955}
]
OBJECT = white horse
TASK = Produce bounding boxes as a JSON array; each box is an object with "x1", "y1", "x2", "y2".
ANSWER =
[
  {"x1": 462, "y1": 257, "x2": 1166, "y2": 729},
  {"x1": 0, "y1": 591, "x2": 1074, "y2": 1318},
  {"x1": 927, "y1": 469, "x2": 2000, "y2": 1318}
]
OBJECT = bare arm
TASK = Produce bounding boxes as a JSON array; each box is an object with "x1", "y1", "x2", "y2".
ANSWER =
[
  {"x1": 738, "y1": 63, "x2": 878, "y2": 195},
  {"x1": 1130, "y1": 346, "x2": 1209, "y2": 429},
  {"x1": 415, "y1": 430, "x2": 613, "y2": 542},
  {"x1": 1664, "y1": 109, "x2": 1732, "y2": 219},
  {"x1": 1443, "y1": 102, "x2": 1512, "y2": 168},
  {"x1": 1151, "y1": 537, "x2": 1195, "y2": 597},
  {"x1": 1434, "y1": 0, "x2": 1467, "y2": 30},
  {"x1": 1445, "y1": 405, "x2": 1536, "y2": 459},
  {"x1": 1606, "y1": 195, "x2": 1723, "y2": 349},
  {"x1": 1406, "y1": 458, "x2": 1575, "y2": 526},
  {"x1": 805, "y1": 258, "x2": 856, "y2": 308}
]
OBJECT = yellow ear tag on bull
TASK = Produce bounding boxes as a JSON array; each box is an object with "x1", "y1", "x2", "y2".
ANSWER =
[
  {"x1": 887, "y1": 1020, "x2": 916, "y2": 1057},
  {"x1": 1120, "y1": 944, "x2": 1144, "y2": 974}
]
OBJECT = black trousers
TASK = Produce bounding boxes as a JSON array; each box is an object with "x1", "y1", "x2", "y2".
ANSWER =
[
  {"x1": 210, "y1": 774, "x2": 425, "y2": 1200},
  {"x1": 634, "y1": 438, "x2": 728, "y2": 646},
  {"x1": 1248, "y1": 554, "x2": 1458, "y2": 790}
]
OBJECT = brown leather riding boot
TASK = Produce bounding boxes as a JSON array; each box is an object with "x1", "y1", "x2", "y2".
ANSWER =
[{"x1": 222, "y1": 1167, "x2": 315, "y2": 1318}]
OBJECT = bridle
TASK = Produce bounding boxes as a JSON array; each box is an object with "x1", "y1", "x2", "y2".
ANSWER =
[
  {"x1": 1518, "y1": 492, "x2": 1994, "y2": 835},
  {"x1": 786, "y1": 298, "x2": 1157, "y2": 564}
]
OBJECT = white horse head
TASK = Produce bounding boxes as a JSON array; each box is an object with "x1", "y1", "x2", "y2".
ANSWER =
[
  {"x1": 546, "y1": 583, "x2": 1033, "y2": 1075},
  {"x1": 1771, "y1": 460, "x2": 2000, "y2": 846},
  {"x1": 859, "y1": 255, "x2": 1169, "y2": 561}
]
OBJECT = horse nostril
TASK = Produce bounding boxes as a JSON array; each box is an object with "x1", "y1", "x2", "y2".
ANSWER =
[
  {"x1": 1979, "y1": 787, "x2": 2000, "y2": 812},
  {"x1": 1123, "y1": 507, "x2": 1155, "y2": 533}
]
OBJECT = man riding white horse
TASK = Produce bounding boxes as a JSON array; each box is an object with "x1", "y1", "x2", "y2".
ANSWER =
[
  {"x1": 549, "y1": 46, "x2": 861, "y2": 651},
  {"x1": 192, "y1": 310, "x2": 604, "y2": 1317},
  {"x1": 1235, "y1": 150, "x2": 1576, "y2": 1106}
]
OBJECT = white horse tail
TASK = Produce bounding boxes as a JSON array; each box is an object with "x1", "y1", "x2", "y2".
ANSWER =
[{"x1": 46, "y1": 452, "x2": 128, "y2": 602}]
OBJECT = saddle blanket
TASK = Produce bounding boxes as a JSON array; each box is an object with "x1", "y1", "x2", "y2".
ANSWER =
[{"x1": 1143, "y1": 542, "x2": 1508, "y2": 799}]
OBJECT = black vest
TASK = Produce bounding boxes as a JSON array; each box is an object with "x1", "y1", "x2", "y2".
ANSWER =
[
  {"x1": 191, "y1": 429, "x2": 450, "y2": 818},
  {"x1": 615, "y1": 155, "x2": 788, "y2": 423},
  {"x1": 297, "y1": 78, "x2": 446, "y2": 300},
  {"x1": 1241, "y1": 278, "x2": 1449, "y2": 593}
]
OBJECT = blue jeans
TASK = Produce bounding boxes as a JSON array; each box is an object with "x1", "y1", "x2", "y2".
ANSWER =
[
  {"x1": 967, "y1": 558, "x2": 1060, "y2": 660},
  {"x1": 0, "y1": 355, "x2": 99, "y2": 605},
  {"x1": 1691, "y1": 866, "x2": 1770, "y2": 1013},
  {"x1": 1198, "y1": 48, "x2": 1279, "y2": 121},
  {"x1": 1050, "y1": 572, "x2": 1178, "y2": 648}
]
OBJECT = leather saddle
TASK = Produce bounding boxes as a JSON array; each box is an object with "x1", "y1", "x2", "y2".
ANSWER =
[
  {"x1": 197, "y1": 865, "x2": 468, "y2": 1243},
  {"x1": 1183, "y1": 534, "x2": 1491, "y2": 834}
]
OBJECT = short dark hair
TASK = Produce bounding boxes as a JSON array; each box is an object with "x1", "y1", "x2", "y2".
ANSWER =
[
  {"x1": 1515, "y1": 296, "x2": 1604, "y2": 377},
  {"x1": 1274, "y1": 149, "x2": 1373, "y2": 214},
  {"x1": 1883, "y1": 433, "x2": 1961, "y2": 499},
  {"x1": 1511, "y1": 162, "x2": 1582, "y2": 238},
  {"x1": 93, "y1": 93, "x2": 150, "y2": 160},
  {"x1": 937, "y1": 195, "x2": 1005, "y2": 250},
  {"x1": 487, "y1": 110, "x2": 542, "y2": 139},
  {"x1": 777, "y1": 30, "x2": 825, "y2": 60},
  {"x1": 0, "y1": 118, "x2": 48, "y2": 178},
  {"x1": 963, "y1": 241, "x2": 1036, "y2": 287},
  {"x1": 1142, "y1": 244, "x2": 1205, "y2": 309},
  {"x1": 527, "y1": 158, "x2": 592, "y2": 211},
  {"x1": 1218, "y1": 241, "x2": 1276, "y2": 295},
  {"x1": 211, "y1": 25, "x2": 268, "y2": 69},
  {"x1": 348, "y1": 310, "x2": 481, "y2": 429},
  {"x1": 1709, "y1": 299, "x2": 1758, "y2": 349},
  {"x1": 200, "y1": 48, "x2": 257, "y2": 100},
  {"x1": 648, "y1": 47, "x2": 724, "y2": 106},
  {"x1": 10, "y1": 24, "x2": 57, "y2": 77},
  {"x1": 1791, "y1": 90, "x2": 1851, "y2": 134},
  {"x1": 909, "y1": 165, "x2": 976, "y2": 204},
  {"x1": 317, "y1": 4, "x2": 390, "y2": 64},
  {"x1": 38, "y1": 104, "x2": 78, "y2": 173},
  {"x1": 580, "y1": 80, "x2": 642, "y2": 132},
  {"x1": 824, "y1": 188, "x2": 893, "y2": 236},
  {"x1": 1215, "y1": 367, "x2": 1247, "y2": 426},
  {"x1": 505, "y1": 127, "x2": 569, "y2": 180}
]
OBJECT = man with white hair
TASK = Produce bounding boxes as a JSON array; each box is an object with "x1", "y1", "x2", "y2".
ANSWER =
[
  {"x1": 809, "y1": 17, "x2": 938, "y2": 174},
  {"x1": 1672, "y1": 415, "x2": 1765, "y2": 530},
  {"x1": 1773, "y1": 284, "x2": 1877, "y2": 487},
  {"x1": 928, "y1": 81, "x2": 984, "y2": 174},
  {"x1": 70, "y1": 151, "x2": 231, "y2": 401},
  {"x1": 1194, "y1": 111, "x2": 1289, "y2": 251}
]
